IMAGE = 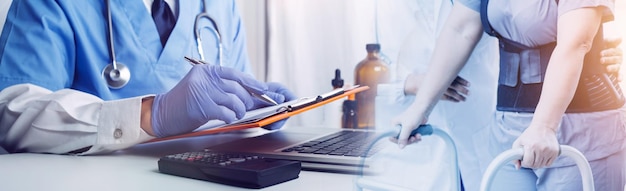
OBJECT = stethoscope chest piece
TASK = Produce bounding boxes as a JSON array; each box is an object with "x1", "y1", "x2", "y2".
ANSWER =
[
  {"x1": 103, "y1": 0, "x2": 131, "y2": 89},
  {"x1": 102, "y1": 61, "x2": 130, "y2": 89}
]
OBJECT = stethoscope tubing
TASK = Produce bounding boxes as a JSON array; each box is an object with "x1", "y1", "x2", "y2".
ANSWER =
[
  {"x1": 194, "y1": 11, "x2": 222, "y2": 66},
  {"x1": 105, "y1": 0, "x2": 117, "y2": 70}
]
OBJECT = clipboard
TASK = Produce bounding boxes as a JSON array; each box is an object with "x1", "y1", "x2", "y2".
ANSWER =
[{"x1": 147, "y1": 85, "x2": 369, "y2": 142}]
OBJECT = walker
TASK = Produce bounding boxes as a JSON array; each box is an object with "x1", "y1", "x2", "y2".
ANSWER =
[
  {"x1": 354, "y1": 125, "x2": 461, "y2": 191},
  {"x1": 479, "y1": 145, "x2": 594, "y2": 191}
]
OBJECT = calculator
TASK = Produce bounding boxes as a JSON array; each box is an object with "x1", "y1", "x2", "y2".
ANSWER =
[{"x1": 158, "y1": 149, "x2": 301, "y2": 189}]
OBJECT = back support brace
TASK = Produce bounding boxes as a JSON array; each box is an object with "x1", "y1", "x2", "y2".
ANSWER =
[{"x1": 480, "y1": 0, "x2": 624, "y2": 113}]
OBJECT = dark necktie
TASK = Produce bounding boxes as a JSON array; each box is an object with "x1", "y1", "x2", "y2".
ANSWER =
[{"x1": 152, "y1": 0, "x2": 176, "y2": 47}]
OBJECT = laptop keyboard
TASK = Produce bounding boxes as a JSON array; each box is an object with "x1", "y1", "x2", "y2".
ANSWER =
[{"x1": 281, "y1": 130, "x2": 385, "y2": 157}]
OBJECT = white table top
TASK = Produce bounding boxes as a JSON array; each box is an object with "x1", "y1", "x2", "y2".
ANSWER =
[{"x1": 0, "y1": 129, "x2": 356, "y2": 191}]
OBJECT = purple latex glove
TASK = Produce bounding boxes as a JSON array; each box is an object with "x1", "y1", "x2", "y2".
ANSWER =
[
  {"x1": 253, "y1": 82, "x2": 296, "y2": 130},
  {"x1": 151, "y1": 65, "x2": 268, "y2": 137}
]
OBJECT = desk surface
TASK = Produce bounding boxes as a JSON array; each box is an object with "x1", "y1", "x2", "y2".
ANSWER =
[
  {"x1": 0, "y1": 129, "x2": 355, "y2": 191},
  {"x1": 0, "y1": 127, "x2": 455, "y2": 191}
]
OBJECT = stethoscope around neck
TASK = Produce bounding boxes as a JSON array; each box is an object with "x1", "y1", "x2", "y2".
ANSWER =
[{"x1": 102, "y1": 0, "x2": 222, "y2": 89}]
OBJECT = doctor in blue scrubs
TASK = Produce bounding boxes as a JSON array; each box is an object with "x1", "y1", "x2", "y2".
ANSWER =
[{"x1": 0, "y1": 0, "x2": 295, "y2": 155}]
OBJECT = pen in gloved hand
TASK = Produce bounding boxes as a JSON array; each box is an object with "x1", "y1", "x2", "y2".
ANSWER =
[{"x1": 184, "y1": 56, "x2": 278, "y2": 105}]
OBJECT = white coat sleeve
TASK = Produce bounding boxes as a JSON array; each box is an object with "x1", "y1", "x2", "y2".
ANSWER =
[{"x1": 0, "y1": 84, "x2": 155, "y2": 155}]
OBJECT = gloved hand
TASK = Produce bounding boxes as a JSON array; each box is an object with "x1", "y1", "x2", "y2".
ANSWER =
[
  {"x1": 511, "y1": 125, "x2": 560, "y2": 169},
  {"x1": 151, "y1": 65, "x2": 268, "y2": 137},
  {"x1": 252, "y1": 82, "x2": 297, "y2": 130}
]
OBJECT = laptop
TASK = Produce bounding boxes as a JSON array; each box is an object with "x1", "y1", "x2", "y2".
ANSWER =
[{"x1": 205, "y1": 125, "x2": 430, "y2": 174}]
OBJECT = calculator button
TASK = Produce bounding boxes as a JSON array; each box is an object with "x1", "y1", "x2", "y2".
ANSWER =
[{"x1": 229, "y1": 158, "x2": 246, "y2": 163}]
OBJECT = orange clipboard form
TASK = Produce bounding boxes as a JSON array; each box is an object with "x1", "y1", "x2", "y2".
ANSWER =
[{"x1": 147, "y1": 85, "x2": 369, "y2": 143}]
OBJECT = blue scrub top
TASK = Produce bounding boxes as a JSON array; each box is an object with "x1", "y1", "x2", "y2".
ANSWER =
[{"x1": 0, "y1": 0, "x2": 252, "y2": 100}]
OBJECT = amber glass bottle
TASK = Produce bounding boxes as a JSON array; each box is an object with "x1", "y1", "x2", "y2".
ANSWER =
[{"x1": 354, "y1": 44, "x2": 389, "y2": 129}]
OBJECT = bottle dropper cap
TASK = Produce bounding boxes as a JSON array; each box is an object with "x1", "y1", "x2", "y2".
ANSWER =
[{"x1": 331, "y1": 68, "x2": 344, "y2": 89}]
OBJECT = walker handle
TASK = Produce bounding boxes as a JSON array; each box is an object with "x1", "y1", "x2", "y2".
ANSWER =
[
  {"x1": 394, "y1": 124, "x2": 434, "y2": 139},
  {"x1": 479, "y1": 145, "x2": 594, "y2": 191},
  {"x1": 356, "y1": 125, "x2": 460, "y2": 191}
]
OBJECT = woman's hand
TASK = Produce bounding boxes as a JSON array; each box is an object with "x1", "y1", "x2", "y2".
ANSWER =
[
  {"x1": 601, "y1": 38, "x2": 622, "y2": 76},
  {"x1": 511, "y1": 124, "x2": 560, "y2": 169},
  {"x1": 390, "y1": 106, "x2": 428, "y2": 148}
]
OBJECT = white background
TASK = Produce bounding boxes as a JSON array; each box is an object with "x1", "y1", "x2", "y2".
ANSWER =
[
  {"x1": 1, "y1": 0, "x2": 625, "y2": 135},
  {"x1": 237, "y1": 0, "x2": 626, "y2": 129}
]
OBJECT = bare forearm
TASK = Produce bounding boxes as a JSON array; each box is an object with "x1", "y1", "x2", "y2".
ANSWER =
[
  {"x1": 404, "y1": 73, "x2": 424, "y2": 95},
  {"x1": 533, "y1": 47, "x2": 587, "y2": 129},
  {"x1": 141, "y1": 96, "x2": 155, "y2": 136},
  {"x1": 407, "y1": 4, "x2": 483, "y2": 116},
  {"x1": 532, "y1": 7, "x2": 603, "y2": 131}
]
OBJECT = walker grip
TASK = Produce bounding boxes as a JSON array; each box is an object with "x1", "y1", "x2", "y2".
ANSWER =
[{"x1": 394, "y1": 124, "x2": 434, "y2": 139}]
